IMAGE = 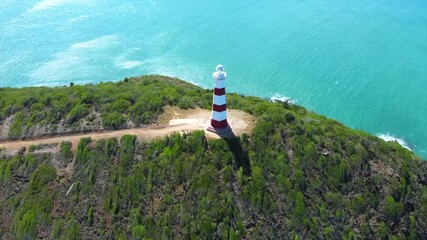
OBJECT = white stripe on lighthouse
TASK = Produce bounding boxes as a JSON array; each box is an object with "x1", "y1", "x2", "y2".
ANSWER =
[
  {"x1": 214, "y1": 79, "x2": 225, "y2": 89},
  {"x1": 213, "y1": 95, "x2": 226, "y2": 105},
  {"x1": 212, "y1": 111, "x2": 227, "y2": 121}
]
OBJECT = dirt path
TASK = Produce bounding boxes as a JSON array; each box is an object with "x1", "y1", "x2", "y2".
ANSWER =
[{"x1": 0, "y1": 108, "x2": 255, "y2": 155}]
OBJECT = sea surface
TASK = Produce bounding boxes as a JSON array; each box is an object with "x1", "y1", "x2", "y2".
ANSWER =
[{"x1": 0, "y1": 0, "x2": 426, "y2": 158}]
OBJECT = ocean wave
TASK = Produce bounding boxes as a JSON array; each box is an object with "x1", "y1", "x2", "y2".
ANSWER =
[
  {"x1": 269, "y1": 94, "x2": 294, "y2": 104},
  {"x1": 377, "y1": 133, "x2": 412, "y2": 151}
]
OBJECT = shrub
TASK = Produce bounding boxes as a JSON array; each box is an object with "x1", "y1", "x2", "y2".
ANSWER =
[
  {"x1": 0, "y1": 159, "x2": 12, "y2": 182},
  {"x1": 120, "y1": 135, "x2": 136, "y2": 169},
  {"x1": 28, "y1": 145, "x2": 36, "y2": 153},
  {"x1": 24, "y1": 153, "x2": 36, "y2": 172},
  {"x1": 8, "y1": 112, "x2": 24, "y2": 140},
  {"x1": 106, "y1": 99, "x2": 131, "y2": 113},
  {"x1": 177, "y1": 96, "x2": 195, "y2": 109},
  {"x1": 75, "y1": 138, "x2": 91, "y2": 166},
  {"x1": 16, "y1": 210, "x2": 37, "y2": 240},
  {"x1": 351, "y1": 194, "x2": 366, "y2": 214},
  {"x1": 66, "y1": 104, "x2": 89, "y2": 124},
  {"x1": 87, "y1": 207, "x2": 94, "y2": 226},
  {"x1": 102, "y1": 112, "x2": 127, "y2": 130},
  {"x1": 385, "y1": 196, "x2": 404, "y2": 221},
  {"x1": 28, "y1": 164, "x2": 56, "y2": 194},
  {"x1": 130, "y1": 96, "x2": 163, "y2": 124},
  {"x1": 63, "y1": 216, "x2": 81, "y2": 240},
  {"x1": 59, "y1": 141, "x2": 73, "y2": 164},
  {"x1": 132, "y1": 225, "x2": 146, "y2": 240},
  {"x1": 51, "y1": 218, "x2": 64, "y2": 239}
]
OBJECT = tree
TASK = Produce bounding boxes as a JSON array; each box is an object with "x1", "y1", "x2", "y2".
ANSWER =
[
  {"x1": 294, "y1": 192, "x2": 306, "y2": 221},
  {"x1": 223, "y1": 165, "x2": 233, "y2": 183},
  {"x1": 378, "y1": 221, "x2": 387, "y2": 239},
  {"x1": 385, "y1": 196, "x2": 404, "y2": 221},
  {"x1": 251, "y1": 166, "x2": 265, "y2": 209},
  {"x1": 237, "y1": 166, "x2": 244, "y2": 184},
  {"x1": 132, "y1": 225, "x2": 146, "y2": 240}
]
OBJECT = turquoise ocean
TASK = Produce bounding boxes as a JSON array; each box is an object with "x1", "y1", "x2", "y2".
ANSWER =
[{"x1": 0, "y1": 0, "x2": 426, "y2": 158}]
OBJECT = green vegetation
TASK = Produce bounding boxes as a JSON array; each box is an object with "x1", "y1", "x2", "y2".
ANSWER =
[
  {"x1": 0, "y1": 75, "x2": 426, "y2": 239},
  {"x1": 15, "y1": 210, "x2": 37, "y2": 240},
  {"x1": 7, "y1": 163, "x2": 57, "y2": 239},
  {"x1": 63, "y1": 215, "x2": 81, "y2": 240},
  {"x1": 8, "y1": 112, "x2": 24, "y2": 139},
  {"x1": 0, "y1": 75, "x2": 214, "y2": 140},
  {"x1": 59, "y1": 141, "x2": 73, "y2": 164}
]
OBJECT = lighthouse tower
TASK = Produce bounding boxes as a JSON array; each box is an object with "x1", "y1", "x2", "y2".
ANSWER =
[{"x1": 207, "y1": 65, "x2": 231, "y2": 133}]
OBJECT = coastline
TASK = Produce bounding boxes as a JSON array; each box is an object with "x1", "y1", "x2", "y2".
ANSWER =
[{"x1": 0, "y1": 75, "x2": 424, "y2": 160}]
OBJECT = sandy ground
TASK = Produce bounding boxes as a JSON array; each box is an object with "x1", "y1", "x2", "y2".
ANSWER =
[{"x1": 0, "y1": 107, "x2": 255, "y2": 155}]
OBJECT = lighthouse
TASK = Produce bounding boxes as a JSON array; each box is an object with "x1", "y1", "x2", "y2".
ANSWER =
[{"x1": 207, "y1": 64, "x2": 231, "y2": 134}]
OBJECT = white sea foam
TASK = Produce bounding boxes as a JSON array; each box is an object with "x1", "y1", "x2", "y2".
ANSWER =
[
  {"x1": 117, "y1": 61, "x2": 143, "y2": 69},
  {"x1": 29, "y1": 35, "x2": 119, "y2": 83},
  {"x1": 377, "y1": 133, "x2": 412, "y2": 151},
  {"x1": 269, "y1": 93, "x2": 294, "y2": 104},
  {"x1": 68, "y1": 15, "x2": 90, "y2": 23},
  {"x1": 114, "y1": 47, "x2": 144, "y2": 69},
  {"x1": 30, "y1": 0, "x2": 76, "y2": 12},
  {"x1": 72, "y1": 35, "x2": 118, "y2": 49},
  {"x1": 142, "y1": 59, "x2": 202, "y2": 87}
]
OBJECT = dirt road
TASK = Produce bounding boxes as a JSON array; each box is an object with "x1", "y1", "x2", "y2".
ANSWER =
[{"x1": 0, "y1": 108, "x2": 255, "y2": 155}]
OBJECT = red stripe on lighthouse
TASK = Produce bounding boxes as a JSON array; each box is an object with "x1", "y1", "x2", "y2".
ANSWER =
[
  {"x1": 210, "y1": 119, "x2": 228, "y2": 129},
  {"x1": 212, "y1": 104, "x2": 227, "y2": 112},
  {"x1": 214, "y1": 88, "x2": 225, "y2": 96}
]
